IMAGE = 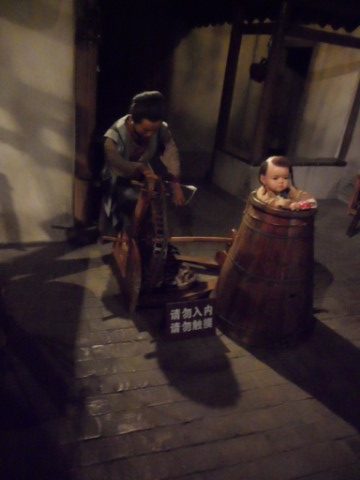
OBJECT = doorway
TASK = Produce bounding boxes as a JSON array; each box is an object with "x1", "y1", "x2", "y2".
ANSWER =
[{"x1": 267, "y1": 43, "x2": 314, "y2": 156}]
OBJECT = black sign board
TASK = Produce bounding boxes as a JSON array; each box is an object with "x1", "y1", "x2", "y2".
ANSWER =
[{"x1": 165, "y1": 297, "x2": 216, "y2": 339}]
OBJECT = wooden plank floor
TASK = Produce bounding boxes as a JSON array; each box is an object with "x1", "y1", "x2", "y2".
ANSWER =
[{"x1": 0, "y1": 188, "x2": 359, "y2": 480}]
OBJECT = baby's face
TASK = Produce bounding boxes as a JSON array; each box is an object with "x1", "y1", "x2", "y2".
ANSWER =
[{"x1": 260, "y1": 163, "x2": 290, "y2": 194}]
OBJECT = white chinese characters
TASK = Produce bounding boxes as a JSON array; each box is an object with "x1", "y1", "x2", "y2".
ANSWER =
[{"x1": 168, "y1": 302, "x2": 214, "y2": 335}]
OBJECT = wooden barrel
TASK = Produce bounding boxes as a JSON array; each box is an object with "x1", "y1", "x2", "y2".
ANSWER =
[{"x1": 216, "y1": 192, "x2": 317, "y2": 346}]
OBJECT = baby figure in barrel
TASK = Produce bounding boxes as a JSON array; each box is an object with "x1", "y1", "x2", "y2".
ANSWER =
[{"x1": 256, "y1": 156, "x2": 317, "y2": 211}]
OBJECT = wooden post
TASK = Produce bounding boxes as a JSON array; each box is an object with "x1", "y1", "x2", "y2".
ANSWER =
[
  {"x1": 74, "y1": 0, "x2": 100, "y2": 225},
  {"x1": 251, "y1": 1, "x2": 290, "y2": 164},
  {"x1": 346, "y1": 174, "x2": 360, "y2": 237},
  {"x1": 207, "y1": 4, "x2": 243, "y2": 180},
  {"x1": 338, "y1": 77, "x2": 360, "y2": 163}
]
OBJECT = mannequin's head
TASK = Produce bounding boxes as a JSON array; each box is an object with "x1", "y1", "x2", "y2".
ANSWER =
[
  {"x1": 128, "y1": 91, "x2": 165, "y2": 140},
  {"x1": 259, "y1": 156, "x2": 293, "y2": 194}
]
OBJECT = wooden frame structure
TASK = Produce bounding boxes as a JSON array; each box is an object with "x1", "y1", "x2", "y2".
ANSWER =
[
  {"x1": 210, "y1": 1, "x2": 360, "y2": 173},
  {"x1": 74, "y1": 0, "x2": 100, "y2": 226}
]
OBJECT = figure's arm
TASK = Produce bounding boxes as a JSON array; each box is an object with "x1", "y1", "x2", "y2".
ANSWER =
[
  {"x1": 104, "y1": 137, "x2": 152, "y2": 178},
  {"x1": 159, "y1": 126, "x2": 185, "y2": 206},
  {"x1": 159, "y1": 127, "x2": 181, "y2": 178},
  {"x1": 170, "y1": 179, "x2": 185, "y2": 206},
  {"x1": 288, "y1": 186, "x2": 317, "y2": 210},
  {"x1": 256, "y1": 186, "x2": 292, "y2": 209}
]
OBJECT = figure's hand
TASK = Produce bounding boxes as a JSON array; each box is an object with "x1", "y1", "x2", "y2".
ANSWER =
[
  {"x1": 171, "y1": 181, "x2": 185, "y2": 206},
  {"x1": 289, "y1": 202, "x2": 301, "y2": 211},
  {"x1": 135, "y1": 164, "x2": 158, "y2": 193},
  {"x1": 290, "y1": 199, "x2": 317, "y2": 211},
  {"x1": 297, "y1": 199, "x2": 317, "y2": 210},
  {"x1": 137, "y1": 164, "x2": 158, "y2": 182}
]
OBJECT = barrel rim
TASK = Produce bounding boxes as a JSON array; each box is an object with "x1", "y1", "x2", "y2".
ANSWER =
[{"x1": 249, "y1": 191, "x2": 317, "y2": 219}]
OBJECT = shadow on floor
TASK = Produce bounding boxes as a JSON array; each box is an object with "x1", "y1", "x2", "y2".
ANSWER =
[
  {"x1": 147, "y1": 325, "x2": 241, "y2": 408},
  {"x1": 0, "y1": 242, "x2": 91, "y2": 479},
  {"x1": 100, "y1": 228, "x2": 241, "y2": 409},
  {"x1": 214, "y1": 257, "x2": 360, "y2": 431},
  {"x1": 247, "y1": 320, "x2": 360, "y2": 432},
  {"x1": 102, "y1": 279, "x2": 241, "y2": 409},
  {"x1": 313, "y1": 260, "x2": 334, "y2": 306}
]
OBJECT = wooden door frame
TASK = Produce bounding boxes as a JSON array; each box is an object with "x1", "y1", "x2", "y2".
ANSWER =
[
  {"x1": 209, "y1": 1, "x2": 360, "y2": 175},
  {"x1": 74, "y1": 0, "x2": 100, "y2": 225}
]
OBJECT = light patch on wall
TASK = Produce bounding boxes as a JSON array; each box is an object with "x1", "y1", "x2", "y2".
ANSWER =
[
  {"x1": 0, "y1": 106, "x2": 19, "y2": 132},
  {"x1": 15, "y1": 164, "x2": 72, "y2": 240},
  {"x1": 39, "y1": 127, "x2": 73, "y2": 156},
  {"x1": 0, "y1": 0, "x2": 74, "y2": 243},
  {"x1": 293, "y1": 43, "x2": 360, "y2": 159},
  {"x1": 0, "y1": 4, "x2": 73, "y2": 99},
  {"x1": 0, "y1": 0, "x2": 63, "y2": 30},
  {"x1": 8, "y1": 33, "x2": 72, "y2": 98},
  {"x1": 311, "y1": 60, "x2": 360, "y2": 81}
]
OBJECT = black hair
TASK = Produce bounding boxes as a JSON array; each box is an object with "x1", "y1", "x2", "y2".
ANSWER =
[
  {"x1": 129, "y1": 91, "x2": 166, "y2": 123},
  {"x1": 258, "y1": 156, "x2": 294, "y2": 184}
]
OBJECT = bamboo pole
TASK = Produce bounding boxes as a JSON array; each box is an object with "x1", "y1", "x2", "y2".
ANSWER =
[
  {"x1": 102, "y1": 235, "x2": 233, "y2": 244},
  {"x1": 169, "y1": 236, "x2": 232, "y2": 244}
]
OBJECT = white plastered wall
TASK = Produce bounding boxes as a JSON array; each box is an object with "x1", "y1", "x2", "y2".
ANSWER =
[
  {"x1": 0, "y1": 0, "x2": 74, "y2": 244},
  {"x1": 168, "y1": 24, "x2": 231, "y2": 180},
  {"x1": 291, "y1": 32, "x2": 360, "y2": 200}
]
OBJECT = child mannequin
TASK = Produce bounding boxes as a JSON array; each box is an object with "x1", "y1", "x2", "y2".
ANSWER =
[{"x1": 256, "y1": 156, "x2": 317, "y2": 211}]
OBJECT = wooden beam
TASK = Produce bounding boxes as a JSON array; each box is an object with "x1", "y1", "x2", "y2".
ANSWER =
[
  {"x1": 287, "y1": 25, "x2": 360, "y2": 50},
  {"x1": 242, "y1": 23, "x2": 274, "y2": 35},
  {"x1": 338, "y1": 77, "x2": 360, "y2": 162},
  {"x1": 207, "y1": 4, "x2": 244, "y2": 180},
  {"x1": 103, "y1": 235, "x2": 234, "y2": 245},
  {"x1": 241, "y1": 23, "x2": 360, "y2": 50},
  {"x1": 75, "y1": 0, "x2": 100, "y2": 180},
  {"x1": 74, "y1": 0, "x2": 100, "y2": 225},
  {"x1": 175, "y1": 254, "x2": 219, "y2": 269},
  {"x1": 169, "y1": 236, "x2": 233, "y2": 244},
  {"x1": 251, "y1": 1, "x2": 290, "y2": 164}
]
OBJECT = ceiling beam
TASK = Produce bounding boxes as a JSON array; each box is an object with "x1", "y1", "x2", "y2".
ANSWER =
[
  {"x1": 287, "y1": 25, "x2": 360, "y2": 49},
  {"x1": 241, "y1": 22, "x2": 360, "y2": 49}
]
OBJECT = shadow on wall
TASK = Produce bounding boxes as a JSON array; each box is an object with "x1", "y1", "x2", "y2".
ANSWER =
[
  {"x1": 0, "y1": 173, "x2": 21, "y2": 244},
  {"x1": 0, "y1": 5, "x2": 74, "y2": 242},
  {"x1": 0, "y1": 0, "x2": 61, "y2": 29},
  {"x1": 0, "y1": 54, "x2": 74, "y2": 174}
]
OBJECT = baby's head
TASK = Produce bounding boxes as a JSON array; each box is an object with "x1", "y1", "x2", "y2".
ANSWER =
[{"x1": 259, "y1": 156, "x2": 293, "y2": 194}]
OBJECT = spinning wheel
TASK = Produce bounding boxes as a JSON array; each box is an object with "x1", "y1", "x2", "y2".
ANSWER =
[
  {"x1": 113, "y1": 234, "x2": 142, "y2": 313},
  {"x1": 109, "y1": 178, "x2": 169, "y2": 312},
  {"x1": 136, "y1": 180, "x2": 169, "y2": 292},
  {"x1": 105, "y1": 178, "x2": 231, "y2": 312}
]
